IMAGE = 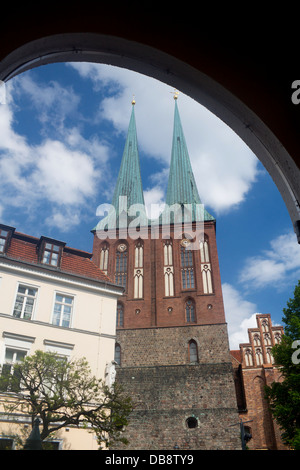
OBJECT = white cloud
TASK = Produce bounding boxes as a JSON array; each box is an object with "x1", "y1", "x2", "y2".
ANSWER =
[
  {"x1": 44, "y1": 208, "x2": 81, "y2": 232},
  {"x1": 70, "y1": 63, "x2": 259, "y2": 214},
  {"x1": 32, "y1": 139, "x2": 100, "y2": 206},
  {"x1": 0, "y1": 76, "x2": 109, "y2": 231},
  {"x1": 239, "y1": 232, "x2": 300, "y2": 289},
  {"x1": 222, "y1": 282, "x2": 259, "y2": 349},
  {"x1": 144, "y1": 186, "x2": 166, "y2": 219},
  {"x1": 12, "y1": 74, "x2": 81, "y2": 131}
]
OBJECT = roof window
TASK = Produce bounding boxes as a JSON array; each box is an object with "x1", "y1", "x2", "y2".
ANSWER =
[
  {"x1": 0, "y1": 224, "x2": 15, "y2": 254},
  {"x1": 38, "y1": 236, "x2": 65, "y2": 268}
]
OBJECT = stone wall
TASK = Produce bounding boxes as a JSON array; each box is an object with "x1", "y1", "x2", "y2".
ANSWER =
[{"x1": 114, "y1": 324, "x2": 241, "y2": 450}]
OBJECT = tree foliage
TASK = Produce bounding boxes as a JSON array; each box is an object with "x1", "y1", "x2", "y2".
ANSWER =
[
  {"x1": 265, "y1": 281, "x2": 300, "y2": 450},
  {"x1": 0, "y1": 350, "x2": 132, "y2": 449}
]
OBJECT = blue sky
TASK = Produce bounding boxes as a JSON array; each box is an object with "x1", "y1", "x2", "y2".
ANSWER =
[{"x1": 1, "y1": 62, "x2": 299, "y2": 349}]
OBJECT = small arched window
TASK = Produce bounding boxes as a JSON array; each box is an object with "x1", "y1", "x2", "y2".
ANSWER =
[
  {"x1": 114, "y1": 343, "x2": 121, "y2": 365},
  {"x1": 99, "y1": 242, "x2": 109, "y2": 274},
  {"x1": 116, "y1": 302, "x2": 124, "y2": 327},
  {"x1": 189, "y1": 340, "x2": 198, "y2": 363},
  {"x1": 185, "y1": 298, "x2": 196, "y2": 323}
]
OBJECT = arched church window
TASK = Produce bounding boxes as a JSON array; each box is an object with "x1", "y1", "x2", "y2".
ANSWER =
[
  {"x1": 185, "y1": 298, "x2": 196, "y2": 323},
  {"x1": 261, "y1": 319, "x2": 268, "y2": 332},
  {"x1": 164, "y1": 240, "x2": 174, "y2": 297},
  {"x1": 115, "y1": 243, "x2": 128, "y2": 290},
  {"x1": 255, "y1": 348, "x2": 263, "y2": 366},
  {"x1": 114, "y1": 343, "x2": 121, "y2": 365},
  {"x1": 180, "y1": 240, "x2": 195, "y2": 289},
  {"x1": 134, "y1": 240, "x2": 143, "y2": 299},
  {"x1": 99, "y1": 242, "x2": 109, "y2": 275},
  {"x1": 266, "y1": 347, "x2": 273, "y2": 364},
  {"x1": 253, "y1": 333, "x2": 260, "y2": 346},
  {"x1": 116, "y1": 302, "x2": 124, "y2": 327},
  {"x1": 264, "y1": 333, "x2": 271, "y2": 346},
  {"x1": 189, "y1": 340, "x2": 199, "y2": 363},
  {"x1": 274, "y1": 332, "x2": 282, "y2": 344},
  {"x1": 244, "y1": 348, "x2": 253, "y2": 367},
  {"x1": 199, "y1": 236, "x2": 213, "y2": 294}
]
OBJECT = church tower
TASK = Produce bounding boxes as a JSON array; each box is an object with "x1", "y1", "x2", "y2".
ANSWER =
[{"x1": 92, "y1": 97, "x2": 240, "y2": 450}]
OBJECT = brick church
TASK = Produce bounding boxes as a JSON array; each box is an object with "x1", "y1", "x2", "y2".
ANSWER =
[{"x1": 92, "y1": 96, "x2": 284, "y2": 450}]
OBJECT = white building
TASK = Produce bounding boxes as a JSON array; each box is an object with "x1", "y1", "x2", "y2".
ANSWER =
[{"x1": 0, "y1": 223, "x2": 123, "y2": 449}]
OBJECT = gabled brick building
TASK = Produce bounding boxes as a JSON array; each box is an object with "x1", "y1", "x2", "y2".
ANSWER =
[{"x1": 231, "y1": 313, "x2": 286, "y2": 450}]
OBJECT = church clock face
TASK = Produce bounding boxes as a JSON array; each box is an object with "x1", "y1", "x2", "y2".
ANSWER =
[
  {"x1": 180, "y1": 238, "x2": 191, "y2": 248},
  {"x1": 117, "y1": 243, "x2": 127, "y2": 252}
]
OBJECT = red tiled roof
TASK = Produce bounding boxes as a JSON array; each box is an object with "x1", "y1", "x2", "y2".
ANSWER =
[
  {"x1": 230, "y1": 350, "x2": 242, "y2": 363},
  {"x1": 3, "y1": 233, "x2": 114, "y2": 284}
]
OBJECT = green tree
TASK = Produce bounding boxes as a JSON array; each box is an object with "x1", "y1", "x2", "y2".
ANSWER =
[
  {"x1": 265, "y1": 281, "x2": 300, "y2": 450},
  {"x1": 0, "y1": 350, "x2": 132, "y2": 449}
]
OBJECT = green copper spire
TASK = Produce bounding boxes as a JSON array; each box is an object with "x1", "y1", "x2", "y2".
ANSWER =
[
  {"x1": 94, "y1": 100, "x2": 147, "y2": 233},
  {"x1": 165, "y1": 97, "x2": 214, "y2": 222},
  {"x1": 111, "y1": 100, "x2": 145, "y2": 211}
]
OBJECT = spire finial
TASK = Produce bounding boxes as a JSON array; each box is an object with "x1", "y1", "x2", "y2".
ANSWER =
[
  {"x1": 132, "y1": 95, "x2": 136, "y2": 105},
  {"x1": 172, "y1": 89, "x2": 179, "y2": 100}
]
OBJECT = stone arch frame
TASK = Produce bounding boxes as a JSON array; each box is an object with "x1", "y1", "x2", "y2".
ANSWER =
[{"x1": 1, "y1": 31, "x2": 300, "y2": 242}]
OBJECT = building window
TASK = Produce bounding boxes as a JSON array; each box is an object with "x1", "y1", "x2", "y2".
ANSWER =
[
  {"x1": 180, "y1": 246, "x2": 195, "y2": 289},
  {"x1": 115, "y1": 244, "x2": 128, "y2": 290},
  {"x1": 52, "y1": 294, "x2": 74, "y2": 328},
  {"x1": 274, "y1": 332, "x2": 282, "y2": 344},
  {"x1": 244, "y1": 348, "x2": 253, "y2": 367},
  {"x1": 189, "y1": 340, "x2": 199, "y2": 363},
  {"x1": 0, "y1": 438, "x2": 15, "y2": 450},
  {"x1": 0, "y1": 229, "x2": 9, "y2": 253},
  {"x1": 253, "y1": 333, "x2": 260, "y2": 346},
  {"x1": 199, "y1": 237, "x2": 213, "y2": 294},
  {"x1": 261, "y1": 319, "x2": 269, "y2": 332},
  {"x1": 99, "y1": 243, "x2": 109, "y2": 275},
  {"x1": 264, "y1": 333, "x2": 272, "y2": 346},
  {"x1": 114, "y1": 344, "x2": 121, "y2": 365},
  {"x1": 185, "y1": 298, "x2": 196, "y2": 323},
  {"x1": 13, "y1": 285, "x2": 38, "y2": 320},
  {"x1": 186, "y1": 416, "x2": 198, "y2": 429},
  {"x1": 116, "y1": 303, "x2": 124, "y2": 327},
  {"x1": 266, "y1": 348, "x2": 274, "y2": 364},
  {"x1": 0, "y1": 348, "x2": 27, "y2": 392},
  {"x1": 255, "y1": 348, "x2": 263, "y2": 366},
  {"x1": 164, "y1": 241, "x2": 174, "y2": 297},
  {"x1": 42, "y1": 243, "x2": 61, "y2": 267},
  {"x1": 134, "y1": 241, "x2": 143, "y2": 299}
]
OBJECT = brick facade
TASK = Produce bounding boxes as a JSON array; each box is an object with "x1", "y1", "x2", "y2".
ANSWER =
[
  {"x1": 231, "y1": 314, "x2": 287, "y2": 450},
  {"x1": 92, "y1": 221, "x2": 241, "y2": 450}
]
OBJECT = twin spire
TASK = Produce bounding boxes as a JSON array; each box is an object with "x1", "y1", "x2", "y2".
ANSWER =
[{"x1": 100, "y1": 94, "x2": 214, "y2": 230}]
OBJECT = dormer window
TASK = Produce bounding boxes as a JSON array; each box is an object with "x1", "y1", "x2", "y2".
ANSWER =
[
  {"x1": 38, "y1": 236, "x2": 65, "y2": 268},
  {"x1": 0, "y1": 229, "x2": 8, "y2": 253},
  {"x1": 43, "y1": 243, "x2": 61, "y2": 266},
  {"x1": 0, "y1": 224, "x2": 15, "y2": 254}
]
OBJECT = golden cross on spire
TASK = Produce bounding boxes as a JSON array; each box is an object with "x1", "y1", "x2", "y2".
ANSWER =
[
  {"x1": 132, "y1": 94, "x2": 136, "y2": 105},
  {"x1": 171, "y1": 89, "x2": 179, "y2": 100}
]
